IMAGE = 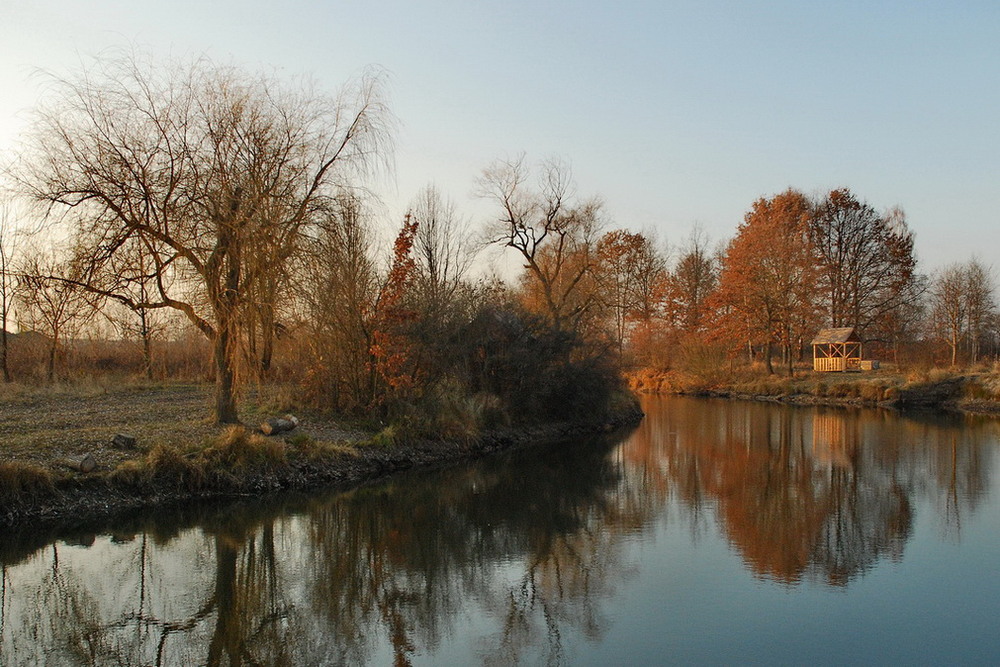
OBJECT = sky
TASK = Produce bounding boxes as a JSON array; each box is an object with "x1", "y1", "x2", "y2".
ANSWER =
[{"x1": 1, "y1": 0, "x2": 998, "y2": 272}]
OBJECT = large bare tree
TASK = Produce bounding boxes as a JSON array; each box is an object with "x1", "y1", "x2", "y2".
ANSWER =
[
  {"x1": 15, "y1": 51, "x2": 393, "y2": 422},
  {"x1": 810, "y1": 189, "x2": 916, "y2": 338},
  {"x1": 478, "y1": 156, "x2": 603, "y2": 334}
]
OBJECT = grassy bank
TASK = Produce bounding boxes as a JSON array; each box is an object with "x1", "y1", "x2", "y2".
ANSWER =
[
  {"x1": 0, "y1": 381, "x2": 643, "y2": 527},
  {"x1": 628, "y1": 366, "x2": 1000, "y2": 414}
]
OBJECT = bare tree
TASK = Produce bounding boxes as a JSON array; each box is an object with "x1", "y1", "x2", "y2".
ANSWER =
[
  {"x1": 15, "y1": 246, "x2": 94, "y2": 381},
  {"x1": 810, "y1": 190, "x2": 916, "y2": 338},
  {"x1": 930, "y1": 264, "x2": 969, "y2": 366},
  {"x1": 964, "y1": 259, "x2": 996, "y2": 364},
  {"x1": 932, "y1": 259, "x2": 998, "y2": 365},
  {"x1": 880, "y1": 272, "x2": 929, "y2": 365},
  {"x1": 298, "y1": 193, "x2": 381, "y2": 411},
  {"x1": 668, "y1": 226, "x2": 717, "y2": 334},
  {"x1": 478, "y1": 156, "x2": 604, "y2": 333},
  {"x1": 408, "y1": 184, "x2": 474, "y2": 308},
  {"x1": 15, "y1": 50, "x2": 393, "y2": 422},
  {"x1": 0, "y1": 197, "x2": 22, "y2": 381}
]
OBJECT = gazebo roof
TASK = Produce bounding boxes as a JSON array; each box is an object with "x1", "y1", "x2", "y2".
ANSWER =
[{"x1": 811, "y1": 327, "x2": 859, "y2": 345}]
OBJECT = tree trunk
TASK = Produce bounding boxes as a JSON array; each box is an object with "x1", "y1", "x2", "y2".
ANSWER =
[
  {"x1": 1, "y1": 325, "x2": 8, "y2": 383},
  {"x1": 213, "y1": 202, "x2": 243, "y2": 425},
  {"x1": 260, "y1": 304, "x2": 274, "y2": 376},
  {"x1": 64, "y1": 453, "x2": 96, "y2": 473},
  {"x1": 764, "y1": 341, "x2": 774, "y2": 375},
  {"x1": 214, "y1": 326, "x2": 239, "y2": 424},
  {"x1": 47, "y1": 341, "x2": 57, "y2": 383},
  {"x1": 138, "y1": 307, "x2": 154, "y2": 380},
  {"x1": 142, "y1": 330, "x2": 153, "y2": 380}
]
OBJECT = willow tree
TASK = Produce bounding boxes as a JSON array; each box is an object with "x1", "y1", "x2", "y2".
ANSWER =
[{"x1": 16, "y1": 51, "x2": 393, "y2": 422}]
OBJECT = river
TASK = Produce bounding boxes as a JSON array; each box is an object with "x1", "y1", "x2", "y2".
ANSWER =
[{"x1": 2, "y1": 396, "x2": 999, "y2": 665}]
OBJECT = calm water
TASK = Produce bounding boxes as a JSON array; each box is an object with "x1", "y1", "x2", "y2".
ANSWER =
[{"x1": 3, "y1": 396, "x2": 1000, "y2": 666}]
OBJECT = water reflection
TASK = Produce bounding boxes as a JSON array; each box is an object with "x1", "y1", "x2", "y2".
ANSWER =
[
  {"x1": 628, "y1": 398, "x2": 993, "y2": 585},
  {"x1": 1, "y1": 398, "x2": 996, "y2": 665}
]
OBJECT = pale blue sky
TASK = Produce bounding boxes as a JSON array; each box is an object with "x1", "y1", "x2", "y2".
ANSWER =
[{"x1": 1, "y1": 0, "x2": 997, "y2": 271}]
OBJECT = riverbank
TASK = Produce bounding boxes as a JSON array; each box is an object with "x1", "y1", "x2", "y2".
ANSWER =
[
  {"x1": 628, "y1": 367, "x2": 1000, "y2": 414},
  {"x1": 0, "y1": 382, "x2": 644, "y2": 527}
]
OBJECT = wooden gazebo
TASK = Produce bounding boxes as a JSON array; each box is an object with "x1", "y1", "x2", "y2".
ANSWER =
[{"x1": 811, "y1": 327, "x2": 862, "y2": 372}]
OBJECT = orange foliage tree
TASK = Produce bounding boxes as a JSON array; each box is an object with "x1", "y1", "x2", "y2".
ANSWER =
[
  {"x1": 595, "y1": 229, "x2": 668, "y2": 358},
  {"x1": 368, "y1": 215, "x2": 420, "y2": 404},
  {"x1": 711, "y1": 189, "x2": 818, "y2": 375}
]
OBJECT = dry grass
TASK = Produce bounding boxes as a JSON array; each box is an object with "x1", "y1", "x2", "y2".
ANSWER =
[
  {"x1": 630, "y1": 364, "x2": 918, "y2": 404},
  {"x1": 203, "y1": 426, "x2": 288, "y2": 468},
  {"x1": 0, "y1": 381, "x2": 365, "y2": 478},
  {"x1": 0, "y1": 461, "x2": 55, "y2": 505}
]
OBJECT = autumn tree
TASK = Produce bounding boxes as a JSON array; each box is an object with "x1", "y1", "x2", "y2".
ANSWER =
[
  {"x1": 368, "y1": 215, "x2": 421, "y2": 405},
  {"x1": 810, "y1": 190, "x2": 916, "y2": 338},
  {"x1": 595, "y1": 229, "x2": 667, "y2": 356},
  {"x1": 15, "y1": 51, "x2": 393, "y2": 422},
  {"x1": 667, "y1": 226, "x2": 718, "y2": 335},
  {"x1": 712, "y1": 189, "x2": 818, "y2": 375},
  {"x1": 478, "y1": 156, "x2": 604, "y2": 334}
]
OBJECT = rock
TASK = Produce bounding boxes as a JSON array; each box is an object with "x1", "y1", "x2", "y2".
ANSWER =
[{"x1": 112, "y1": 433, "x2": 138, "y2": 449}]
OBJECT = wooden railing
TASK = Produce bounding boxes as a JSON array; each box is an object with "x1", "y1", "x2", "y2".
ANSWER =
[{"x1": 813, "y1": 357, "x2": 867, "y2": 372}]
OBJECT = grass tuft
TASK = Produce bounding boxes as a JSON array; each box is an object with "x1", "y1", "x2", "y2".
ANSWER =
[
  {"x1": 0, "y1": 462, "x2": 55, "y2": 505},
  {"x1": 203, "y1": 426, "x2": 287, "y2": 469}
]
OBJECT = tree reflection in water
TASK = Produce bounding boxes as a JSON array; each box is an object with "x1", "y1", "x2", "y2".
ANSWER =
[
  {"x1": 629, "y1": 397, "x2": 992, "y2": 585},
  {"x1": 0, "y1": 399, "x2": 995, "y2": 665}
]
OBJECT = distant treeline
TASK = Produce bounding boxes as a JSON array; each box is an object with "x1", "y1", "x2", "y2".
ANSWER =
[{"x1": 0, "y1": 50, "x2": 995, "y2": 424}]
